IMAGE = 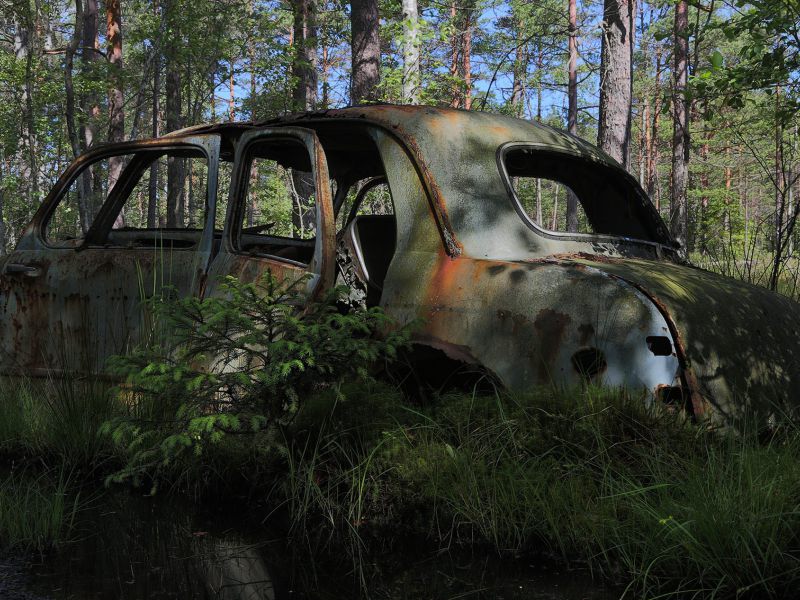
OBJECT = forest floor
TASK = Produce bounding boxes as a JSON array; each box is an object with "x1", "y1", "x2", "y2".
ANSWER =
[
  {"x1": 2, "y1": 379, "x2": 800, "y2": 598},
  {"x1": 0, "y1": 555, "x2": 51, "y2": 600}
]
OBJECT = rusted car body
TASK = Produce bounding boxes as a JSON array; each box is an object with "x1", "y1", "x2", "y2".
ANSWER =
[{"x1": 2, "y1": 105, "x2": 799, "y2": 424}]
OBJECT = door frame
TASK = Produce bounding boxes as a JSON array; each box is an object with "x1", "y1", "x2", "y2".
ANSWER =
[{"x1": 213, "y1": 126, "x2": 336, "y2": 300}]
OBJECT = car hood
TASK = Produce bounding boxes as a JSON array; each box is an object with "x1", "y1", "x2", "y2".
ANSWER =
[{"x1": 570, "y1": 255, "x2": 800, "y2": 425}]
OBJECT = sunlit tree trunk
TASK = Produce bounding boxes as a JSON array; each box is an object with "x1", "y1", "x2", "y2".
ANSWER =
[
  {"x1": 292, "y1": 0, "x2": 317, "y2": 110},
  {"x1": 106, "y1": 0, "x2": 124, "y2": 192},
  {"x1": 462, "y1": 2, "x2": 472, "y2": 109},
  {"x1": 449, "y1": 0, "x2": 459, "y2": 108},
  {"x1": 598, "y1": 0, "x2": 635, "y2": 169},
  {"x1": 510, "y1": 14, "x2": 526, "y2": 116},
  {"x1": 566, "y1": 0, "x2": 579, "y2": 232},
  {"x1": 401, "y1": 0, "x2": 420, "y2": 104},
  {"x1": 350, "y1": 0, "x2": 380, "y2": 103},
  {"x1": 670, "y1": 0, "x2": 689, "y2": 251}
]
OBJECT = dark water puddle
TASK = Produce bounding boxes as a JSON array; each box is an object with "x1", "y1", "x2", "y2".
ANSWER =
[{"x1": 24, "y1": 493, "x2": 614, "y2": 599}]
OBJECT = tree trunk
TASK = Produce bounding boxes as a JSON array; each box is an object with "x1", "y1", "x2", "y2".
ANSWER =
[
  {"x1": 449, "y1": 1, "x2": 459, "y2": 108},
  {"x1": 106, "y1": 0, "x2": 124, "y2": 192},
  {"x1": 229, "y1": 59, "x2": 235, "y2": 120},
  {"x1": 597, "y1": 0, "x2": 635, "y2": 169},
  {"x1": 148, "y1": 0, "x2": 161, "y2": 228},
  {"x1": 566, "y1": 0, "x2": 579, "y2": 232},
  {"x1": 80, "y1": 0, "x2": 100, "y2": 151},
  {"x1": 165, "y1": 0, "x2": 184, "y2": 227},
  {"x1": 462, "y1": 3, "x2": 472, "y2": 109},
  {"x1": 401, "y1": 0, "x2": 420, "y2": 104},
  {"x1": 289, "y1": 0, "x2": 318, "y2": 235},
  {"x1": 670, "y1": 0, "x2": 689, "y2": 251},
  {"x1": 249, "y1": 0, "x2": 257, "y2": 119},
  {"x1": 699, "y1": 136, "x2": 709, "y2": 254},
  {"x1": 64, "y1": 1, "x2": 82, "y2": 162},
  {"x1": 510, "y1": 14, "x2": 526, "y2": 116},
  {"x1": 291, "y1": 0, "x2": 317, "y2": 110},
  {"x1": 15, "y1": 17, "x2": 38, "y2": 207},
  {"x1": 647, "y1": 45, "x2": 662, "y2": 208},
  {"x1": 350, "y1": 0, "x2": 380, "y2": 103},
  {"x1": 775, "y1": 85, "x2": 785, "y2": 252}
]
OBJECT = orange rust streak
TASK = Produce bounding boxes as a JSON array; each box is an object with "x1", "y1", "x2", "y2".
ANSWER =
[{"x1": 424, "y1": 250, "x2": 463, "y2": 308}]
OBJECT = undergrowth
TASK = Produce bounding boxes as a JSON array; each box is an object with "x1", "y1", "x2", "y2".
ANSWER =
[
  {"x1": 0, "y1": 467, "x2": 82, "y2": 553},
  {"x1": 1, "y1": 271, "x2": 799, "y2": 598}
]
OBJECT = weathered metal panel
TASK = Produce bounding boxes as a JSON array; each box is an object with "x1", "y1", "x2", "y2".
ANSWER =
[{"x1": 572, "y1": 256, "x2": 800, "y2": 425}]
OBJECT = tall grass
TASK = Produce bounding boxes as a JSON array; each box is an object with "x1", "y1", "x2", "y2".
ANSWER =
[
  {"x1": 0, "y1": 467, "x2": 82, "y2": 553},
  {"x1": 3, "y1": 367, "x2": 800, "y2": 598},
  {"x1": 275, "y1": 385, "x2": 800, "y2": 599},
  {"x1": 0, "y1": 375, "x2": 118, "y2": 466}
]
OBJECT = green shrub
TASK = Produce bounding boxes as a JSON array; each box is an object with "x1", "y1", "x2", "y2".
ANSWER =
[{"x1": 102, "y1": 272, "x2": 412, "y2": 489}]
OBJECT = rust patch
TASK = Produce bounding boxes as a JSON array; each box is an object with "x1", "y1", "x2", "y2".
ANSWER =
[
  {"x1": 497, "y1": 309, "x2": 533, "y2": 336},
  {"x1": 533, "y1": 308, "x2": 572, "y2": 379},
  {"x1": 552, "y1": 252, "x2": 623, "y2": 265},
  {"x1": 424, "y1": 249, "x2": 462, "y2": 308}
]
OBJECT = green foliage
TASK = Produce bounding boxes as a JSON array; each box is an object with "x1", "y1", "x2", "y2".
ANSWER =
[
  {"x1": 102, "y1": 272, "x2": 412, "y2": 488},
  {"x1": 696, "y1": 0, "x2": 799, "y2": 122},
  {"x1": 0, "y1": 466, "x2": 83, "y2": 554},
  {"x1": 280, "y1": 385, "x2": 800, "y2": 598},
  {"x1": 0, "y1": 376, "x2": 117, "y2": 467}
]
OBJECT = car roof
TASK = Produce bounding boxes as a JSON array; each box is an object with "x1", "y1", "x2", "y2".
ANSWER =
[{"x1": 163, "y1": 104, "x2": 619, "y2": 169}]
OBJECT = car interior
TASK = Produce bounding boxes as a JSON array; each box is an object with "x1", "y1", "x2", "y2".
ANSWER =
[
  {"x1": 227, "y1": 124, "x2": 399, "y2": 307},
  {"x1": 45, "y1": 124, "x2": 400, "y2": 307}
]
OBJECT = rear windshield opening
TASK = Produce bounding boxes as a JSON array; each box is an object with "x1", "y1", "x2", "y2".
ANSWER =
[{"x1": 503, "y1": 147, "x2": 669, "y2": 244}]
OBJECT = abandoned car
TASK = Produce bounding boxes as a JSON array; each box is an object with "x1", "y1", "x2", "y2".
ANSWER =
[{"x1": 2, "y1": 105, "x2": 799, "y2": 424}]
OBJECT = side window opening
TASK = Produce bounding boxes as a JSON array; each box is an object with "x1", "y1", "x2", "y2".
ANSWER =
[
  {"x1": 46, "y1": 147, "x2": 210, "y2": 248},
  {"x1": 111, "y1": 151, "x2": 208, "y2": 232},
  {"x1": 46, "y1": 154, "x2": 129, "y2": 247},
  {"x1": 512, "y1": 177, "x2": 593, "y2": 234},
  {"x1": 503, "y1": 146, "x2": 663, "y2": 242},
  {"x1": 233, "y1": 139, "x2": 319, "y2": 265}
]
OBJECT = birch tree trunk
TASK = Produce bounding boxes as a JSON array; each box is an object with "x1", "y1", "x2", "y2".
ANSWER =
[{"x1": 401, "y1": 0, "x2": 419, "y2": 104}]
